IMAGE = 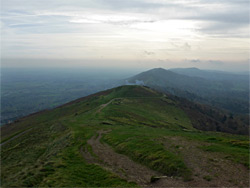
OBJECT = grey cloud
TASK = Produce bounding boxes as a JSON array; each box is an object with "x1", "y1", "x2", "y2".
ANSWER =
[
  {"x1": 190, "y1": 59, "x2": 202, "y2": 63},
  {"x1": 186, "y1": 10, "x2": 249, "y2": 25},
  {"x1": 2, "y1": 0, "x2": 249, "y2": 63},
  {"x1": 96, "y1": 0, "x2": 166, "y2": 10},
  {"x1": 9, "y1": 23, "x2": 44, "y2": 28},
  {"x1": 3, "y1": 0, "x2": 249, "y2": 31},
  {"x1": 187, "y1": 59, "x2": 224, "y2": 66},
  {"x1": 198, "y1": 0, "x2": 249, "y2": 5},
  {"x1": 197, "y1": 21, "x2": 249, "y2": 38},
  {"x1": 144, "y1": 51, "x2": 155, "y2": 55},
  {"x1": 183, "y1": 43, "x2": 191, "y2": 50},
  {"x1": 170, "y1": 42, "x2": 191, "y2": 51}
]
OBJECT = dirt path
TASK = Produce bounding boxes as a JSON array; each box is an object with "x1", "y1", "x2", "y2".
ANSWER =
[
  {"x1": 81, "y1": 130, "x2": 158, "y2": 186},
  {"x1": 96, "y1": 97, "x2": 163, "y2": 114},
  {"x1": 0, "y1": 128, "x2": 33, "y2": 146},
  {"x1": 81, "y1": 131, "x2": 249, "y2": 187},
  {"x1": 81, "y1": 130, "x2": 189, "y2": 187},
  {"x1": 161, "y1": 136, "x2": 249, "y2": 187},
  {"x1": 96, "y1": 99, "x2": 118, "y2": 114}
]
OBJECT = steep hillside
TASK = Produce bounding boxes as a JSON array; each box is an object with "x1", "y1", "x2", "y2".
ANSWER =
[
  {"x1": 1, "y1": 85, "x2": 249, "y2": 187},
  {"x1": 126, "y1": 68, "x2": 249, "y2": 114}
]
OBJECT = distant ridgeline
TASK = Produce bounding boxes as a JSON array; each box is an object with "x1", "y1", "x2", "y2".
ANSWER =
[
  {"x1": 1, "y1": 67, "x2": 249, "y2": 126},
  {"x1": 126, "y1": 68, "x2": 249, "y2": 115}
]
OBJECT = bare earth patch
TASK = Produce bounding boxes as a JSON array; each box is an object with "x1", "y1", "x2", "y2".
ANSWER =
[
  {"x1": 0, "y1": 128, "x2": 33, "y2": 146},
  {"x1": 80, "y1": 130, "x2": 249, "y2": 187},
  {"x1": 81, "y1": 130, "x2": 249, "y2": 187},
  {"x1": 95, "y1": 99, "x2": 118, "y2": 114},
  {"x1": 161, "y1": 136, "x2": 249, "y2": 187},
  {"x1": 80, "y1": 130, "x2": 189, "y2": 187}
]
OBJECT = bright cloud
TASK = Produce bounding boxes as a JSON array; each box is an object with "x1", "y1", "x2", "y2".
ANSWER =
[{"x1": 1, "y1": 0, "x2": 249, "y2": 71}]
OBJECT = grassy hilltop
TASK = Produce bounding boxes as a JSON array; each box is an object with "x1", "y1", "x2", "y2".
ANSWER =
[{"x1": 1, "y1": 85, "x2": 249, "y2": 187}]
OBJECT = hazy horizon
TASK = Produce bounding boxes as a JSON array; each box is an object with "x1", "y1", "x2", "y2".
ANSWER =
[
  {"x1": 1, "y1": 58, "x2": 249, "y2": 73},
  {"x1": 1, "y1": 0, "x2": 249, "y2": 71}
]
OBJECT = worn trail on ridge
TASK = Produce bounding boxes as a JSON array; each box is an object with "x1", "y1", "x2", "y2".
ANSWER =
[{"x1": 80, "y1": 130, "x2": 187, "y2": 187}]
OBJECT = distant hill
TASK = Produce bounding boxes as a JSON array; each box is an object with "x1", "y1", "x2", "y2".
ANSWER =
[
  {"x1": 170, "y1": 67, "x2": 249, "y2": 81},
  {"x1": 1, "y1": 85, "x2": 249, "y2": 187},
  {"x1": 126, "y1": 68, "x2": 249, "y2": 114}
]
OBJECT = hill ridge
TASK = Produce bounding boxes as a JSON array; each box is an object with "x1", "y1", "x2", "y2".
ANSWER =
[
  {"x1": 126, "y1": 68, "x2": 249, "y2": 114},
  {"x1": 1, "y1": 85, "x2": 249, "y2": 187}
]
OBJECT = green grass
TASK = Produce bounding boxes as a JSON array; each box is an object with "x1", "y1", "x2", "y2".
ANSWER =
[
  {"x1": 0, "y1": 127, "x2": 31, "y2": 144},
  {"x1": 1, "y1": 85, "x2": 249, "y2": 187},
  {"x1": 1, "y1": 122, "x2": 70, "y2": 187},
  {"x1": 46, "y1": 121, "x2": 137, "y2": 187},
  {"x1": 98, "y1": 97, "x2": 194, "y2": 130},
  {"x1": 200, "y1": 144, "x2": 249, "y2": 168},
  {"x1": 103, "y1": 126, "x2": 192, "y2": 181},
  {"x1": 38, "y1": 131, "x2": 137, "y2": 187},
  {"x1": 203, "y1": 175, "x2": 213, "y2": 181}
]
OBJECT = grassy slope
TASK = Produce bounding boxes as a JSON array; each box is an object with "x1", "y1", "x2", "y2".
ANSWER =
[{"x1": 1, "y1": 85, "x2": 249, "y2": 187}]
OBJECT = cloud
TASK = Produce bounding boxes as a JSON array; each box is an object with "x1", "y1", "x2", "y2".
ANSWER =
[
  {"x1": 96, "y1": 0, "x2": 165, "y2": 10},
  {"x1": 186, "y1": 59, "x2": 224, "y2": 66},
  {"x1": 144, "y1": 50, "x2": 155, "y2": 55},
  {"x1": 190, "y1": 59, "x2": 202, "y2": 63},
  {"x1": 68, "y1": 14, "x2": 157, "y2": 26},
  {"x1": 1, "y1": 0, "x2": 249, "y2": 70},
  {"x1": 183, "y1": 43, "x2": 191, "y2": 50},
  {"x1": 197, "y1": 21, "x2": 249, "y2": 38},
  {"x1": 2, "y1": 0, "x2": 248, "y2": 35},
  {"x1": 170, "y1": 42, "x2": 191, "y2": 51}
]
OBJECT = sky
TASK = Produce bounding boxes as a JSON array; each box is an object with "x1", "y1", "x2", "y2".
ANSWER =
[{"x1": 1, "y1": 0, "x2": 249, "y2": 71}]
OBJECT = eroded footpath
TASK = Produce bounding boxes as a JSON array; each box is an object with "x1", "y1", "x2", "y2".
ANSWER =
[{"x1": 80, "y1": 130, "x2": 187, "y2": 187}]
